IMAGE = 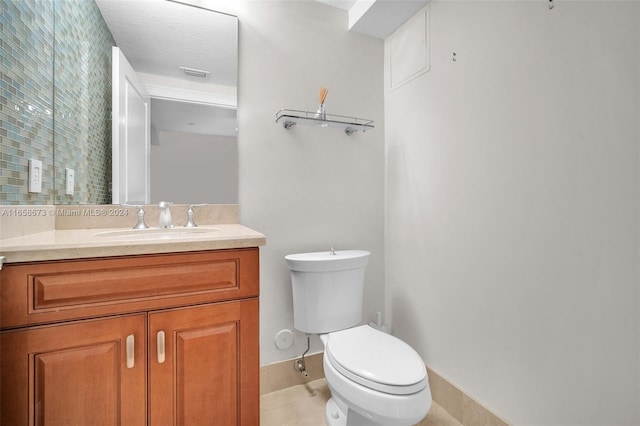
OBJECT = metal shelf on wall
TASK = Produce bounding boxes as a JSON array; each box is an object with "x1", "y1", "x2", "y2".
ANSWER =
[{"x1": 275, "y1": 109, "x2": 374, "y2": 135}]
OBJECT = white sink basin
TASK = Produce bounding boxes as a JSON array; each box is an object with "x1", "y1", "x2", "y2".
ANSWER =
[{"x1": 96, "y1": 227, "x2": 219, "y2": 240}]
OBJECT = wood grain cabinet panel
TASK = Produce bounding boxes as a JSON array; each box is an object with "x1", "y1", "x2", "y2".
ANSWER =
[
  {"x1": 0, "y1": 248, "x2": 260, "y2": 425},
  {"x1": 32, "y1": 259, "x2": 237, "y2": 310},
  {"x1": 1, "y1": 248, "x2": 259, "y2": 328},
  {"x1": 1, "y1": 314, "x2": 147, "y2": 426},
  {"x1": 149, "y1": 299, "x2": 259, "y2": 426}
]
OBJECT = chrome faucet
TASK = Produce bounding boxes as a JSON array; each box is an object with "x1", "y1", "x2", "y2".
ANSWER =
[
  {"x1": 184, "y1": 204, "x2": 207, "y2": 227},
  {"x1": 157, "y1": 201, "x2": 173, "y2": 228},
  {"x1": 122, "y1": 204, "x2": 148, "y2": 229}
]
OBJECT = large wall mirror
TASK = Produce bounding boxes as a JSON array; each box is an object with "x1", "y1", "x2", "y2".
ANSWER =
[{"x1": 0, "y1": 0, "x2": 238, "y2": 205}]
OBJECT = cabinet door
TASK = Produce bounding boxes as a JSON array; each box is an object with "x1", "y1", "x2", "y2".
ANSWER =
[
  {"x1": 149, "y1": 299, "x2": 259, "y2": 426},
  {"x1": 1, "y1": 314, "x2": 146, "y2": 426}
]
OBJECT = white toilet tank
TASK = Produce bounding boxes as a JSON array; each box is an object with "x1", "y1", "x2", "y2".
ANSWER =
[{"x1": 285, "y1": 250, "x2": 370, "y2": 334}]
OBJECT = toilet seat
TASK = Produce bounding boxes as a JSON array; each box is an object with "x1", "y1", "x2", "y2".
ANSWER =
[{"x1": 325, "y1": 325, "x2": 428, "y2": 395}]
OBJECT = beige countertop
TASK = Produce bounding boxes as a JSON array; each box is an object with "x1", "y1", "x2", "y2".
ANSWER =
[{"x1": 0, "y1": 224, "x2": 266, "y2": 264}]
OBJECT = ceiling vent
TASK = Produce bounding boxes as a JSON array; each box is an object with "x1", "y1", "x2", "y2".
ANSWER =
[{"x1": 179, "y1": 66, "x2": 210, "y2": 78}]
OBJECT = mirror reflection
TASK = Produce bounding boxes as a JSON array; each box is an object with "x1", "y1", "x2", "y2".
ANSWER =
[
  {"x1": 94, "y1": 0, "x2": 238, "y2": 205},
  {"x1": 0, "y1": 0, "x2": 238, "y2": 205},
  {"x1": 149, "y1": 98, "x2": 238, "y2": 204}
]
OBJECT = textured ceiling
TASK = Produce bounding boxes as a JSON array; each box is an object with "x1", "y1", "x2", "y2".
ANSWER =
[
  {"x1": 95, "y1": 0, "x2": 238, "y2": 137},
  {"x1": 95, "y1": 0, "x2": 237, "y2": 88}
]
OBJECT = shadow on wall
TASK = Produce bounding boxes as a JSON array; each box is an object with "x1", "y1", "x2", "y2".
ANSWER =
[{"x1": 390, "y1": 291, "x2": 428, "y2": 354}]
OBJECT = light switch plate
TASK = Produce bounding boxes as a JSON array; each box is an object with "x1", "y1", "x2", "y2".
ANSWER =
[
  {"x1": 65, "y1": 168, "x2": 75, "y2": 195},
  {"x1": 28, "y1": 159, "x2": 42, "y2": 193}
]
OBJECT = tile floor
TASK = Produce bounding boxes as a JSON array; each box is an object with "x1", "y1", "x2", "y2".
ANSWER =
[{"x1": 261, "y1": 378, "x2": 462, "y2": 426}]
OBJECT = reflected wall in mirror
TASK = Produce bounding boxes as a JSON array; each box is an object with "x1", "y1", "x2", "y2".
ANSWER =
[
  {"x1": 149, "y1": 99, "x2": 238, "y2": 204},
  {"x1": 0, "y1": 0, "x2": 238, "y2": 206}
]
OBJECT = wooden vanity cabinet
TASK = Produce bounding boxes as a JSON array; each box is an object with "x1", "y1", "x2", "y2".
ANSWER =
[
  {"x1": 149, "y1": 299, "x2": 259, "y2": 426},
  {"x1": 0, "y1": 248, "x2": 260, "y2": 426},
  {"x1": 2, "y1": 314, "x2": 147, "y2": 425}
]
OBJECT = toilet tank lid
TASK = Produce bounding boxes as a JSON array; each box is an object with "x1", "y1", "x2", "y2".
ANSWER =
[
  {"x1": 326, "y1": 325, "x2": 427, "y2": 390},
  {"x1": 285, "y1": 250, "x2": 370, "y2": 272}
]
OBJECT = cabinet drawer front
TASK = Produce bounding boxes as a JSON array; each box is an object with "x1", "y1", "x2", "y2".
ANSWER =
[
  {"x1": 1, "y1": 248, "x2": 259, "y2": 328},
  {"x1": 33, "y1": 260, "x2": 237, "y2": 310}
]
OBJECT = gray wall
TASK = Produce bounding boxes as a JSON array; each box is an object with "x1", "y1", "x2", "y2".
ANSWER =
[
  {"x1": 385, "y1": 2, "x2": 639, "y2": 424},
  {"x1": 234, "y1": 0, "x2": 386, "y2": 365},
  {"x1": 150, "y1": 131, "x2": 238, "y2": 204}
]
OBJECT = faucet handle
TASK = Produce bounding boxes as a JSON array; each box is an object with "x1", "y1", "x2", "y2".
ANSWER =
[
  {"x1": 184, "y1": 204, "x2": 207, "y2": 228},
  {"x1": 122, "y1": 204, "x2": 148, "y2": 229}
]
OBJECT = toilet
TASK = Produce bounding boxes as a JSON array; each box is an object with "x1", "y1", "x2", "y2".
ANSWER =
[{"x1": 285, "y1": 249, "x2": 431, "y2": 426}]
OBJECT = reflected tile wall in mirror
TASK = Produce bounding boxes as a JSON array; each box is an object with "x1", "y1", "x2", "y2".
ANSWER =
[{"x1": 54, "y1": 0, "x2": 114, "y2": 204}]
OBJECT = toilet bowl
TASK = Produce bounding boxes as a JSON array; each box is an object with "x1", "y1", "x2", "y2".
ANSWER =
[
  {"x1": 321, "y1": 325, "x2": 431, "y2": 426},
  {"x1": 285, "y1": 250, "x2": 432, "y2": 426}
]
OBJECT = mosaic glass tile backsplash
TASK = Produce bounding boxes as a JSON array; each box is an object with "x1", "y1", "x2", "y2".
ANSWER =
[
  {"x1": 0, "y1": 0, "x2": 114, "y2": 205},
  {"x1": 54, "y1": 0, "x2": 113, "y2": 204},
  {"x1": 0, "y1": 0, "x2": 55, "y2": 204}
]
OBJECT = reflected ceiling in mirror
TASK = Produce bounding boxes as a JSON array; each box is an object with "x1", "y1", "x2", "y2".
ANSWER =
[
  {"x1": 151, "y1": 99, "x2": 237, "y2": 138},
  {"x1": 95, "y1": 0, "x2": 237, "y2": 90}
]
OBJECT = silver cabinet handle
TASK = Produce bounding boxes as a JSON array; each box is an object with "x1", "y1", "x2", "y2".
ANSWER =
[
  {"x1": 126, "y1": 334, "x2": 135, "y2": 368},
  {"x1": 157, "y1": 330, "x2": 165, "y2": 364}
]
